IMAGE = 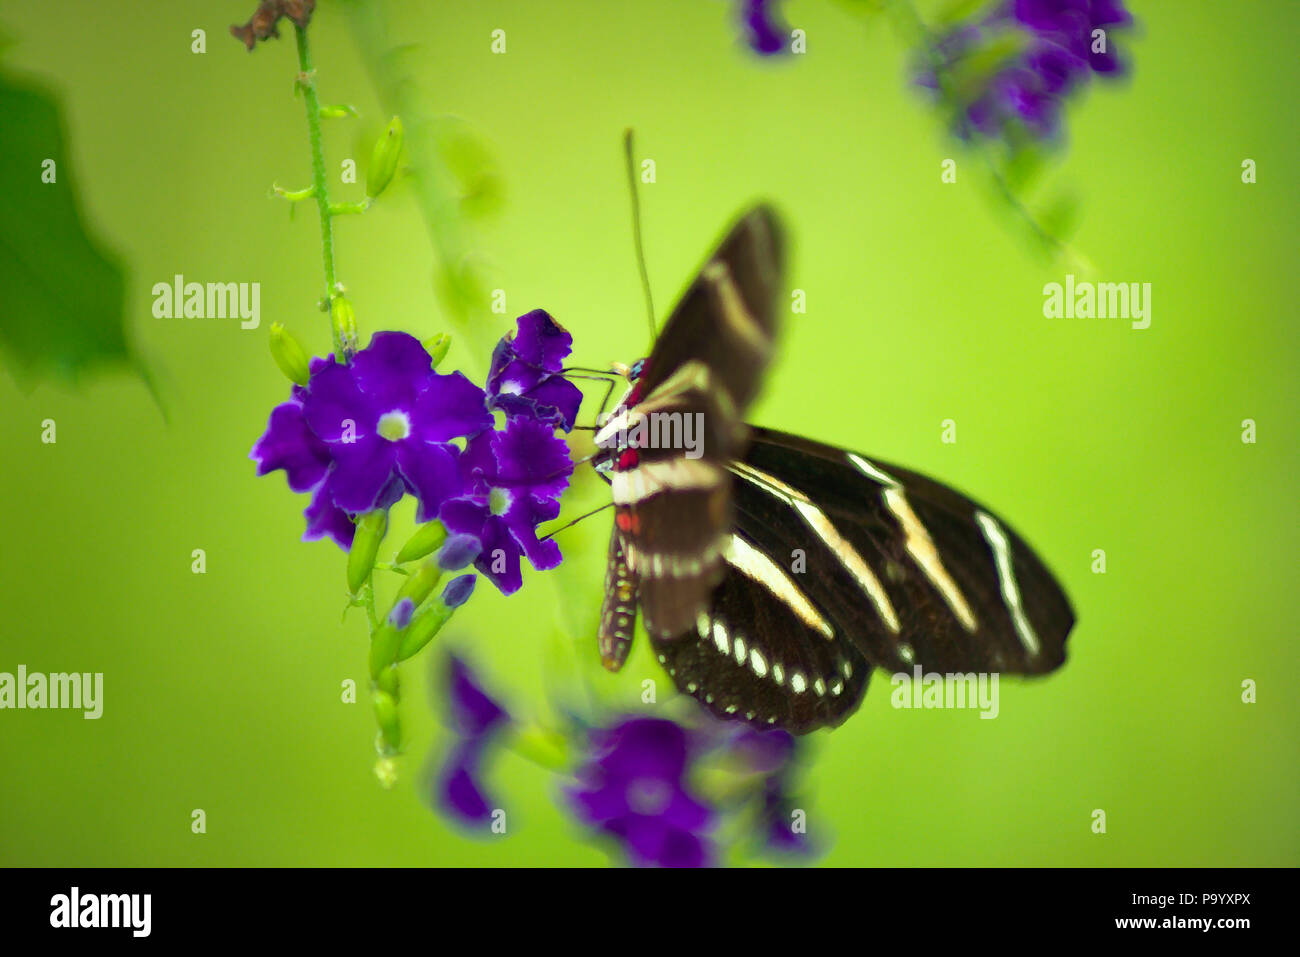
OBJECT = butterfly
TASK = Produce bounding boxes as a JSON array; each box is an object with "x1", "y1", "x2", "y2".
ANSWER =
[{"x1": 588, "y1": 206, "x2": 1074, "y2": 734}]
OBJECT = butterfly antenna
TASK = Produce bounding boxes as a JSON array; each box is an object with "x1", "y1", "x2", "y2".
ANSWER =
[
  {"x1": 624, "y1": 128, "x2": 656, "y2": 344},
  {"x1": 539, "y1": 501, "x2": 615, "y2": 541}
]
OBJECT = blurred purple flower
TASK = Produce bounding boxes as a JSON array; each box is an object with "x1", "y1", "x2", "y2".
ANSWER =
[
  {"x1": 565, "y1": 717, "x2": 717, "y2": 868},
  {"x1": 705, "y1": 721, "x2": 815, "y2": 858},
  {"x1": 739, "y1": 0, "x2": 789, "y2": 56},
  {"x1": 486, "y1": 310, "x2": 584, "y2": 432},
  {"x1": 440, "y1": 416, "x2": 573, "y2": 595},
  {"x1": 916, "y1": 0, "x2": 1133, "y2": 145},
  {"x1": 434, "y1": 654, "x2": 512, "y2": 827}
]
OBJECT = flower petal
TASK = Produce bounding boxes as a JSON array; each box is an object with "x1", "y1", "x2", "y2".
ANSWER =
[
  {"x1": 396, "y1": 441, "x2": 462, "y2": 521},
  {"x1": 302, "y1": 484, "x2": 355, "y2": 550},
  {"x1": 436, "y1": 742, "x2": 495, "y2": 825},
  {"x1": 492, "y1": 416, "x2": 573, "y2": 499},
  {"x1": 326, "y1": 435, "x2": 398, "y2": 513},
  {"x1": 303, "y1": 360, "x2": 376, "y2": 443},
  {"x1": 250, "y1": 401, "x2": 330, "y2": 492},
  {"x1": 351, "y1": 331, "x2": 433, "y2": 412},
  {"x1": 509, "y1": 309, "x2": 573, "y2": 372},
  {"x1": 447, "y1": 655, "x2": 511, "y2": 737},
  {"x1": 412, "y1": 371, "x2": 493, "y2": 442}
]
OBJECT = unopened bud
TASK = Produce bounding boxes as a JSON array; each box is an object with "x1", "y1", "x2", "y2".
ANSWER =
[
  {"x1": 269, "y1": 322, "x2": 311, "y2": 385},
  {"x1": 395, "y1": 520, "x2": 447, "y2": 564},
  {"x1": 396, "y1": 597, "x2": 455, "y2": 663},
  {"x1": 347, "y1": 509, "x2": 387, "y2": 595},
  {"x1": 331, "y1": 296, "x2": 358, "y2": 358},
  {"x1": 372, "y1": 690, "x2": 401, "y2": 754},
  {"x1": 369, "y1": 624, "x2": 402, "y2": 679},
  {"x1": 366, "y1": 116, "x2": 404, "y2": 198},
  {"x1": 394, "y1": 556, "x2": 444, "y2": 610},
  {"x1": 436, "y1": 535, "x2": 481, "y2": 571},
  {"x1": 442, "y1": 573, "x2": 477, "y2": 608},
  {"x1": 387, "y1": 597, "x2": 416, "y2": 629}
]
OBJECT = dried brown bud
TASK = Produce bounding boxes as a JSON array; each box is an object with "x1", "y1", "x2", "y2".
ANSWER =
[{"x1": 230, "y1": 0, "x2": 316, "y2": 51}]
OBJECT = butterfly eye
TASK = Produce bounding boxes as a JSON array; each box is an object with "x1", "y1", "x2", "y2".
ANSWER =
[{"x1": 629, "y1": 358, "x2": 646, "y2": 380}]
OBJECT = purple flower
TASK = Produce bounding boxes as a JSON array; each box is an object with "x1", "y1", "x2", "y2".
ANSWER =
[
  {"x1": 486, "y1": 310, "x2": 584, "y2": 432},
  {"x1": 301, "y1": 332, "x2": 493, "y2": 519},
  {"x1": 440, "y1": 415, "x2": 573, "y2": 595},
  {"x1": 729, "y1": 726, "x2": 814, "y2": 857},
  {"x1": 916, "y1": 0, "x2": 1133, "y2": 145},
  {"x1": 565, "y1": 717, "x2": 717, "y2": 868},
  {"x1": 739, "y1": 0, "x2": 789, "y2": 56},
  {"x1": 433, "y1": 654, "x2": 512, "y2": 828}
]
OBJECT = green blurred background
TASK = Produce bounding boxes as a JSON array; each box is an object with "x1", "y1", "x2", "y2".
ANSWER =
[{"x1": 0, "y1": 0, "x2": 1295, "y2": 866}]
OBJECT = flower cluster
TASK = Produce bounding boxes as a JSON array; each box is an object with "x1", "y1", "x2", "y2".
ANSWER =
[
  {"x1": 431, "y1": 654, "x2": 815, "y2": 867},
  {"x1": 250, "y1": 310, "x2": 579, "y2": 596},
  {"x1": 916, "y1": 0, "x2": 1134, "y2": 144}
]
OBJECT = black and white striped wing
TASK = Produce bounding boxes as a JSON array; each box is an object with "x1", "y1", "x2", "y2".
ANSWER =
[
  {"x1": 735, "y1": 428, "x2": 1075, "y2": 677},
  {"x1": 634, "y1": 205, "x2": 784, "y2": 411},
  {"x1": 611, "y1": 206, "x2": 784, "y2": 641},
  {"x1": 649, "y1": 531, "x2": 872, "y2": 734},
  {"x1": 650, "y1": 428, "x2": 1073, "y2": 733}
]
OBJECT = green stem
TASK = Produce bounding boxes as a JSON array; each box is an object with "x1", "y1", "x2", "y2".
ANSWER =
[{"x1": 293, "y1": 23, "x2": 343, "y2": 355}]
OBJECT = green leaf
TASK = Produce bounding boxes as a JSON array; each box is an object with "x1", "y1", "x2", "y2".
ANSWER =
[{"x1": 0, "y1": 67, "x2": 137, "y2": 388}]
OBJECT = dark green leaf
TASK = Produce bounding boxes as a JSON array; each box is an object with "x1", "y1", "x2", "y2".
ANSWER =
[{"x1": 0, "y1": 68, "x2": 135, "y2": 387}]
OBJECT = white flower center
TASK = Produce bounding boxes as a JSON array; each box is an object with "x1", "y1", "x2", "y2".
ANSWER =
[
  {"x1": 626, "y1": 777, "x2": 672, "y2": 816},
  {"x1": 377, "y1": 410, "x2": 411, "y2": 442},
  {"x1": 488, "y1": 487, "x2": 511, "y2": 516}
]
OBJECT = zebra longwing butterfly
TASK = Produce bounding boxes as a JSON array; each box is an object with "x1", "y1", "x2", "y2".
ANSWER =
[{"x1": 590, "y1": 206, "x2": 1074, "y2": 734}]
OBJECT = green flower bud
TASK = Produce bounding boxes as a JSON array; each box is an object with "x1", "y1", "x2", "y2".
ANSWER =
[
  {"x1": 372, "y1": 690, "x2": 401, "y2": 754},
  {"x1": 508, "y1": 725, "x2": 570, "y2": 771},
  {"x1": 331, "y1": 296, "x2": 358, "y2": 358},
  {"x1": 393, "y1": 556, "x2": 443, "y2": 610},
  {"x1": 395, "y1": 596, "x2": 456, "y2": 663},
  {"x1": 423, "y1": 333, "x2": 451, "y2": 369},
  {"x1": 366, "y1": 116, "x2": 404, "y2": 199},
  {"x1": 347, "y1": 509, "x2": 388, "y2": 595},
  {"x1": 395, "y1": 520, "x2": 448, "y2": 564},
  {"x1": 269, "y1": 322, "x2": 311, "y2": 386},
  {"x1": 375, "y1": 665, "x2": 400, "y2": 698},
  {"x1": 369, "y1": 623, "x2": 402, "y2": 679}
]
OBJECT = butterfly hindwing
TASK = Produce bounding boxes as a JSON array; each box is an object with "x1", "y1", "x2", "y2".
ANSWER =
[{"x1": 649, "y1": 532, "x2": 872, "y2": 734}]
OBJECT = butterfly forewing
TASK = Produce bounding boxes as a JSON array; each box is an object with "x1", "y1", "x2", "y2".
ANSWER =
[{"x1": 609, "y1": 207, "x2": 786, "y2": 641}]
